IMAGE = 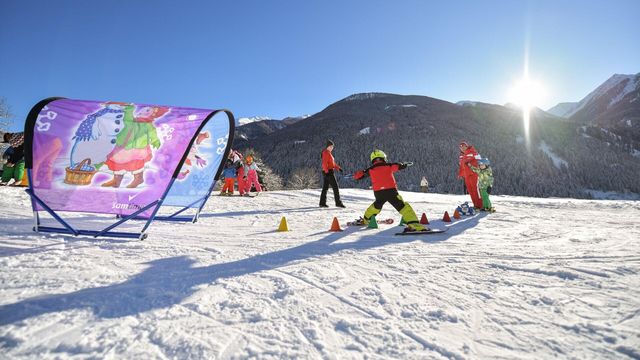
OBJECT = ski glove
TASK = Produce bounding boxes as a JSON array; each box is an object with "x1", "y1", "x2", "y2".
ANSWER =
[
  {"x1": 353, "y1": 170, "x2": 365, "y2": 180},
  {"x1": 398, "y1": 162, "x2": 408, "y2": 170}
]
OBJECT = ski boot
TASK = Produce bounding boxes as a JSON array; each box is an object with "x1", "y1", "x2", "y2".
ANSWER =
[
  {"x1": 403, "y1": 222, "x2": 429, "y2": 233},
  {"x1": 348, "y1": 217, "x2": 368, "y2": 226}
]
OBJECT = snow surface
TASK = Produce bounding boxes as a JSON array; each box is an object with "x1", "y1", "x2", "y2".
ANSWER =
[
  {"x1": 1, "y1": 187, "x2": 639, "y2": 359},
  {"x1": 583, "y1": 189, "x2": 640, "y2": 201},
  {"x1": 538, "y1": 141, "x2": 568, "y2": 169}
]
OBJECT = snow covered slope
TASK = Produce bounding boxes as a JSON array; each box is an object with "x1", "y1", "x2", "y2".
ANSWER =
[{"x1": 0, "y1": 187, "x2": 639, "y2": 359}]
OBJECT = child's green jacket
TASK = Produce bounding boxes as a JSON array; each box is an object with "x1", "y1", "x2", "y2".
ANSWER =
[{"x1": 470, "y1": 165, "x2": 494, "y2": 189}]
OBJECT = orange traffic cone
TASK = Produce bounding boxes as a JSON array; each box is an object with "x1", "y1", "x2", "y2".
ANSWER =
[
  {"x1": 420, "y1": 213, "x2": 429, "y2": 225},
  {"x1": 453, "y1": 209, "x2": 461, "y2": 219},
  {"x1": 277, "y1": 216, "x2": 289, "y2": 232},
  {"x1": 329, "y1": 217, "x2": 343, "y2": 232},
  {"x1": 443, "y1": 211, "x2": 452, "y2": 222}
]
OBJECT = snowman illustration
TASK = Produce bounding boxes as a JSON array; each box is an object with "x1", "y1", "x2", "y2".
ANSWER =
[{"x1": 70, "y1": 103, "x2": 125, "y2": 171}]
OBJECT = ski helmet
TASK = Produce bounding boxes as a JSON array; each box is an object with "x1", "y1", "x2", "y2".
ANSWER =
[{"x1": 370, "y1": 149, "x2": 387, "y2": 162}]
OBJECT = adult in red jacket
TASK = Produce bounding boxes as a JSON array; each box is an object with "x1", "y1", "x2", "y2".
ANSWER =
[
  {"x1": 320, "y1": 140, "x2": 345, "y2": 208},
  {"x1": 458, "y1": 141, "x2": 483, "y2": 209}
]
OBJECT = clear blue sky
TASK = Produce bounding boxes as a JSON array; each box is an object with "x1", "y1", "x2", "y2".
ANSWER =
[{"x1": 1, "y1": 0, "x2": 639, "y2": 131}]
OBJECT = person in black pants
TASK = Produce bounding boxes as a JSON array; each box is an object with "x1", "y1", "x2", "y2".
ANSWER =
[{"x1": 319, "y1": 140, "x2": 345, "y2": 208}]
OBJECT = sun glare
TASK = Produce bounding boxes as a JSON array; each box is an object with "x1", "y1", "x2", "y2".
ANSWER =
[{"x1": 507, "y1": 78, "x2": 546, "y2": 110}]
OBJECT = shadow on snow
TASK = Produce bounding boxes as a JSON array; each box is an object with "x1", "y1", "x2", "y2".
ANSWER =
[{"x1": 0, "y1": 213, "x2": 486, "y2": 327}]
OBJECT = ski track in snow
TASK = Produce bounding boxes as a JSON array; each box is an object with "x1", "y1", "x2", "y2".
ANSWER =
[{"x1": 0, "y1": 187, "x2": 639, "y2": 359}]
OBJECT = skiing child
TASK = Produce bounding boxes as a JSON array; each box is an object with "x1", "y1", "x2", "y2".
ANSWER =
[
  {"x1": 469, "y1": 158, "x2": 494, "y2": 212},
  {"x1": 236, "y1": 160, "x2": 246, "y2": 196},
  {"x1": 353, "y1": 149, "x2": 427, "y2": 232},
  {"x1": 219, "y1": 159, "x2": 237, "y2": 196},
  {"x1": 243, "y1": 155, "x2": 262, "y2": 195}
]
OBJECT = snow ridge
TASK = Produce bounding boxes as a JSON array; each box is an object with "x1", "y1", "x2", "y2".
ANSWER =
[{"x1": 565, "y1": 73, "x2": 638, "y2": 118}]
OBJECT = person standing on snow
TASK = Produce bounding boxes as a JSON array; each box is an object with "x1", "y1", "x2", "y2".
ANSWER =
[
  {"x1": 243, "y1": 155, "x2": 262, "y2": 195},
  {"x1": 353, "y1": 149, "x2": 426, "y2": 232},
  {"x1": 235, "y1": 160, "x2": 246, "y2": 196},
  {"x1": 458, "y1": 141, "x2": 483, "y2": 209},
  {"x1": 219, "y1": 159, "x2": 237, "y2": 196},
  {"x1": 420, "y1": 176, "x2": 429, "y2": 193},
  {"x1": 469, "y1": 158, "x2": 495, "y2": 212},
  {"x1": 319, "y1": 140, "x2": 345, "y2": 208}
]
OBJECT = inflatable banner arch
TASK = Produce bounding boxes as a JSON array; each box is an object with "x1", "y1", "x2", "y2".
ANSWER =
[{"x1": 24, "y1": 97, "x2": 235, "y2": 240}]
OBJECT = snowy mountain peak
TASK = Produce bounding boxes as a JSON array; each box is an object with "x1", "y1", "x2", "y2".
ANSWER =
[
  {"x1": 550, "y1": 73, "x2": 640, "y2": 118},
  {"x1": 237, "y1": 116, "x2": 271, "y2": 126}
]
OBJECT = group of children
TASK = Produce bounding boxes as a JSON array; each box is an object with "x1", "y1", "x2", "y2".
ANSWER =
[
  {"x1": 458, "y1": 140, "x2": 494, "y2": 212},
  {"x1": 0, "y1": 132, "x2": 26, "y2": 186},
  {"x1": 337, "y1": 141, "x2": 495, "y2": 233},
  {"x1": 219, "y1": 152, "x2": 263, "y2": 196}
]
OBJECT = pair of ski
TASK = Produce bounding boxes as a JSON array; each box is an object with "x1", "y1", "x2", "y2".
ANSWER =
[{"x1": 346, "y1": 218, "x2": 447, "y2": 236}]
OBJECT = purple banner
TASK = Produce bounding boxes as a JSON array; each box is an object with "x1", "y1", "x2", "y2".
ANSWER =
[{"x1": 30, "y1": 99, "x2": 217, "y2": 216}]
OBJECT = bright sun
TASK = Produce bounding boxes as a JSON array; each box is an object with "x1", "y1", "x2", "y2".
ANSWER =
[{"x1": 507, "y1": 78, "x2": 546, "y2": 109}]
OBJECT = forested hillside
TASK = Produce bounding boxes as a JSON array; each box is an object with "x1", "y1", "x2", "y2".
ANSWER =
[{"x1": 238, "y1": 93, "x2": 640, "y2": 198}]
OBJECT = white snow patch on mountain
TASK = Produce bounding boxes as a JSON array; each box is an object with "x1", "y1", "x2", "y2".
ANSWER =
[
  {"x1": 343, "y1": 93, "x2": 388, "y2": 102},
  {"x1": 456, "y1": 101, "x2": 479, "y2": 107},
  {"x1": 1, "y1": 187, "x2": 639, "y2": 358},
  {"x1": 539, "y1": 141, "x2": 568, "y2": 169},
  {"x1": 238, "y1": 116, "x2": 271, "y2": 126},
  {"x1": 384, "y1": 104, "x2": 417, "y2": 110},
  {"x1": 358, "y1": 127, "x2": 371, "y2": 135},
  {"x1": 283, "y1": 115, "x2": 310, "y2": 121},
  {"x1": 515, "y1": 135, "x2": 524, "y2": 144},
  {"x1": 608, "y1": 75, "x2": 638, "y2": 108},
  {"x1": 294, "y1": 140, "x2": 306, "y2": 145}
]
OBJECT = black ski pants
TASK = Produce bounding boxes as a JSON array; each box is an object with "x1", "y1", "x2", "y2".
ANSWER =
[{"x1": 320, "y1": 170, "x2": 342, "y2": 205}]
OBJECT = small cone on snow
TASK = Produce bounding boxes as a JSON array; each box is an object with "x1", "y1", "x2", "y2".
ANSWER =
[
  {"x1": 329, "y1": 217, "x2": 343, "y2": 232},
  {"x1": 442, "y1": 211, "x2": 452, "y2": 222},
  {"x1": 277, "y1": 216, "x2": 289, "y2": 232},
  {"x1": 420, "y1": 213, "x2": 429, "y2": 225},
  {"x1": 367, "y1": 215, "x2": 379, "y2": 229},
  {"x1": 453, "y1": 209, "x2": 461, "y2": 219}
]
